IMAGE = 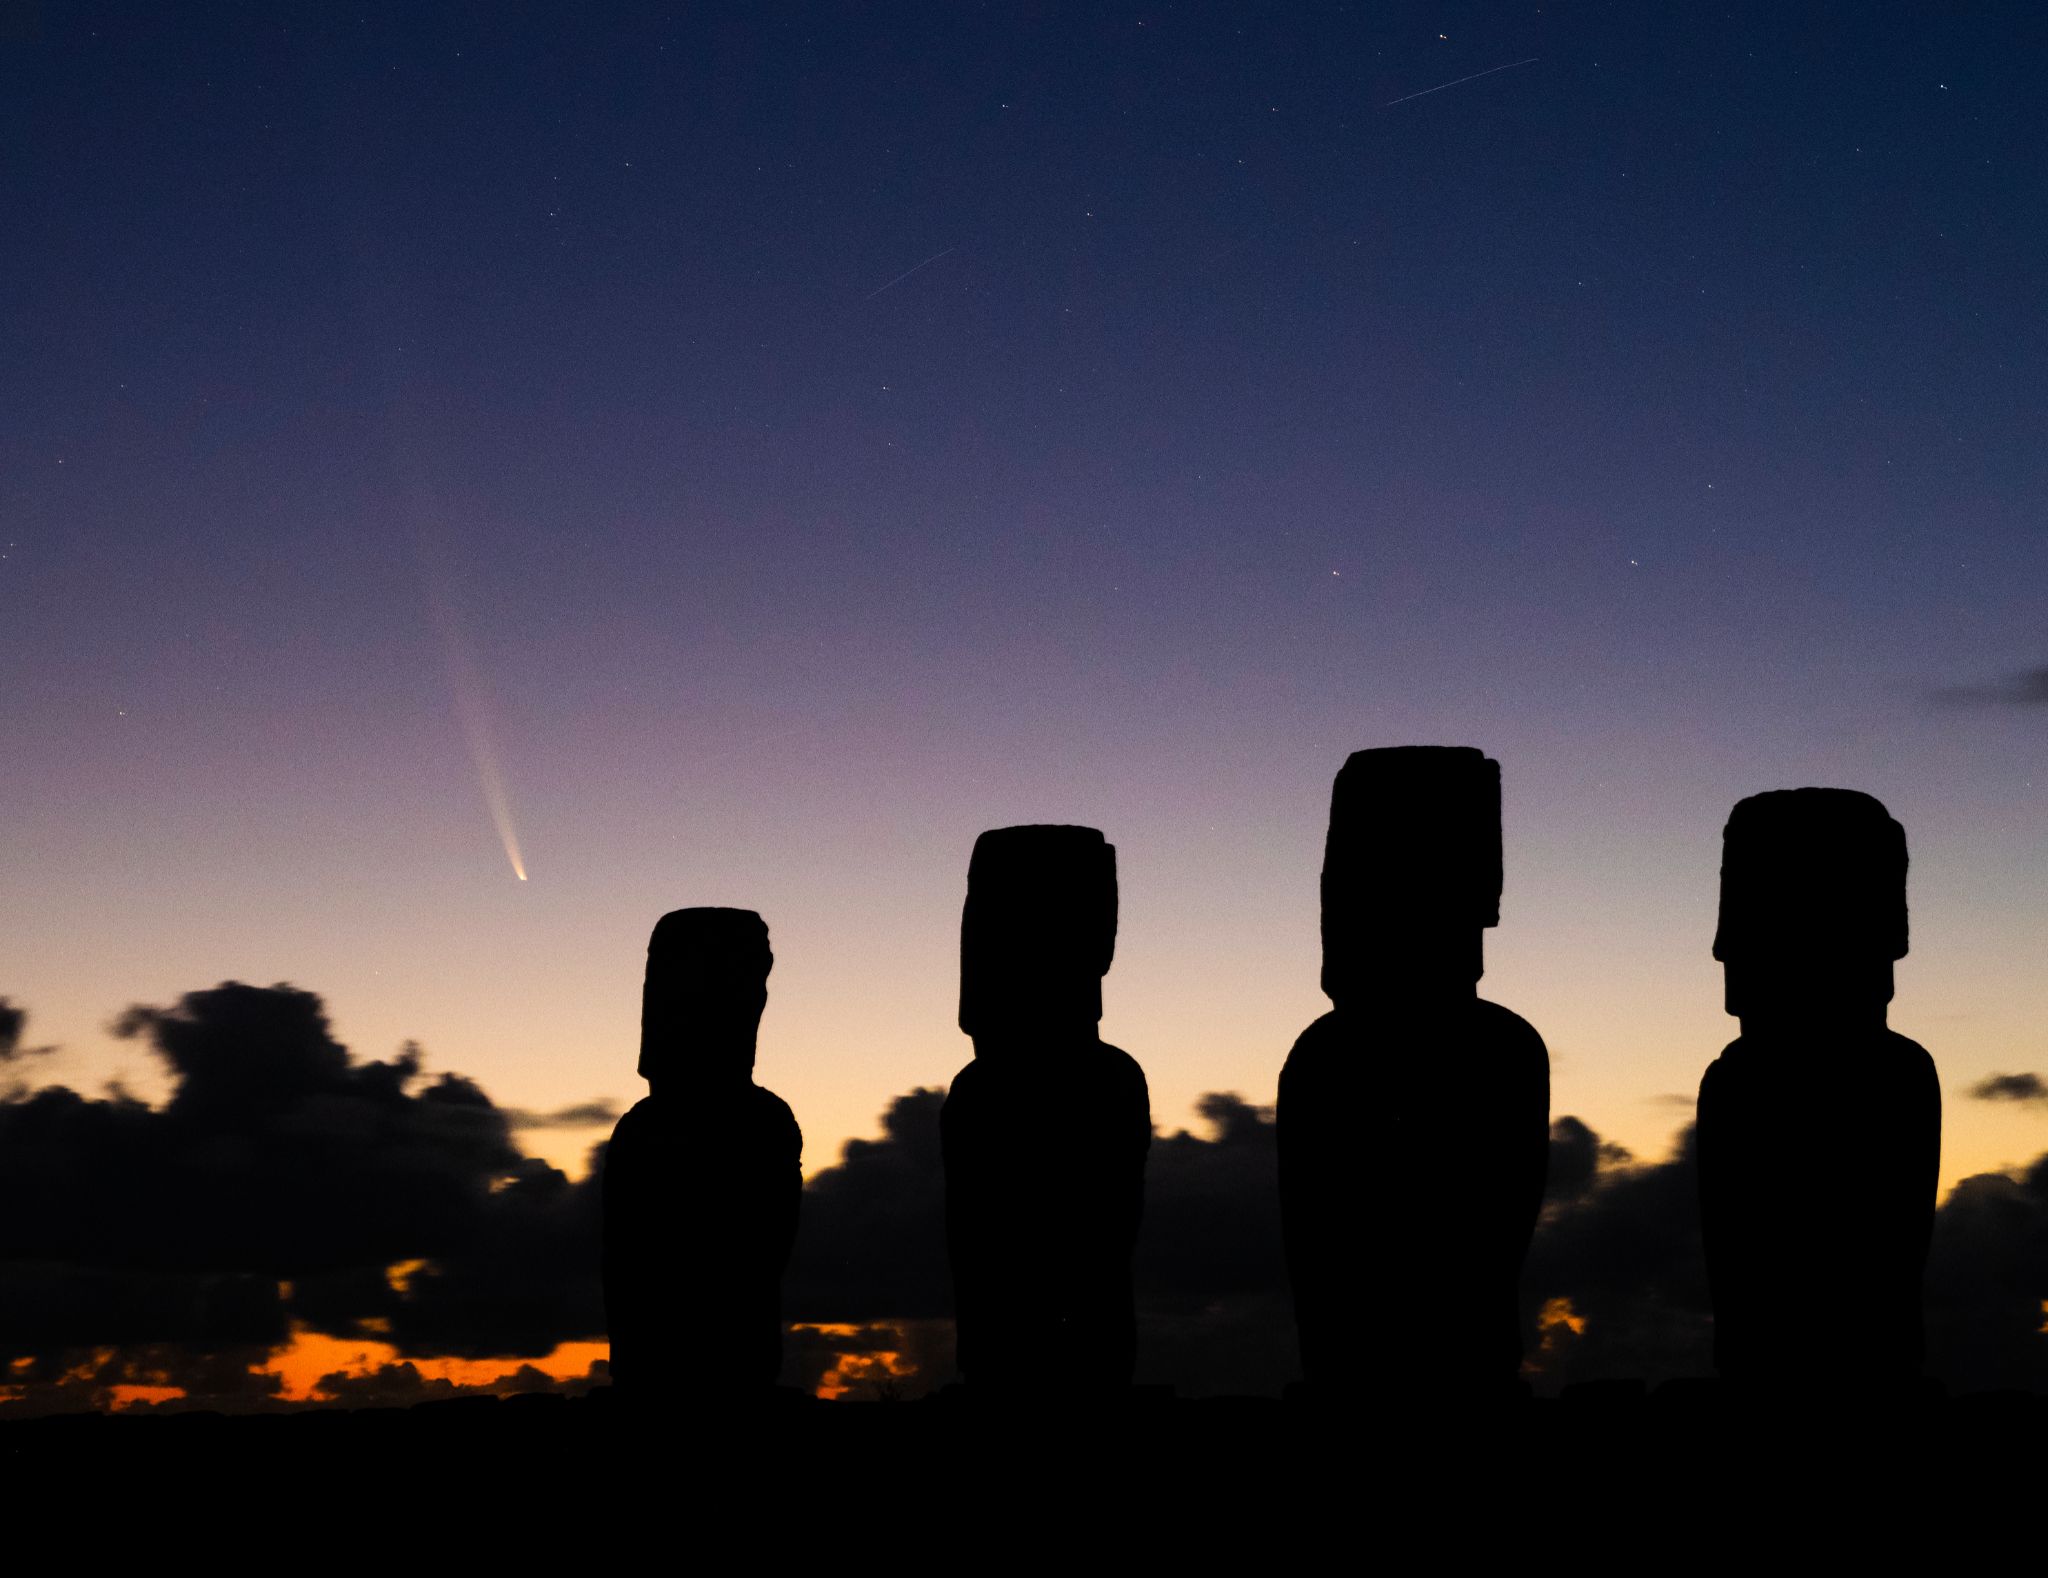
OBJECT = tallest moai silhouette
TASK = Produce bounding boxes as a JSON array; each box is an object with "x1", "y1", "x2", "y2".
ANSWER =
[
  {"x1": 1698, "y1": 789, "x2": 1940, "y2": 1393},
  {"x1": 1279, "y1": 747, "x2": 1551, "y2": 1400}
]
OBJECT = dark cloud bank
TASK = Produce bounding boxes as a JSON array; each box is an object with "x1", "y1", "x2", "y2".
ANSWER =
[
  {"x1": 0, "y1": 984, "x2": 606, "y2": 1413},
  {"x1": 5, "y1": 983, "x2": 2048, "y2": 1413}
]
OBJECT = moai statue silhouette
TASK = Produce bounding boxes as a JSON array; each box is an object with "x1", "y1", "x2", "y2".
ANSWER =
[
  {"x1": 1698, "y1": 789, "x2": 1940, "y2": 1394},
  {"x1": 941, "y1": 825, "x2": 1151, "y2": 1400},
  {"x1": 602, "y1": 908, "x2": 802, "y2": 1403},
  {"x1": 1278, "y1": 747, "x2": 1550, "y2": 1402}
]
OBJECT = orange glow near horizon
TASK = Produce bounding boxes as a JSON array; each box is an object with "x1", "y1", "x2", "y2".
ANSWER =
[
  {"x1": 794, "y1": 1322, "x2": 916, "y2": 1400},
  {"x1": 257, "y1": 1324, "x2": 609, "y2": 1403},
  {"x1": 109, "y1": 1385, "x2": 184, "y2": 1408},
  {"x1": 1523, "y1": 1296, "x2": 1589, "y2": 1376}
]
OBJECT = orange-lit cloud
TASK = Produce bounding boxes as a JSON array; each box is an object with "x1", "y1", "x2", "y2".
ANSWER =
[
  {"x1": 257, "y1": 1324, "x2": 610, "y2": 1404},
  {"x1": 792, "y1": 1323, "x2": 917, "y2": 1401},
  {"x1": 1523, "y1": 1296, "x2": 1589, "y2": 1376}
]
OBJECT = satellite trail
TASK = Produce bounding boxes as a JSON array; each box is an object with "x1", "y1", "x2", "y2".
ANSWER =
[
  {"x1": 865, "y1": 246, "x2": 956, "y2": 300},
  {"x1": 1382, "y1": 57, "x2": 1539, "y2": 108}
]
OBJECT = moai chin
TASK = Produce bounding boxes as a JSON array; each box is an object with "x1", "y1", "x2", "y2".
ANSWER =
[
  {"x1": 1698, "y1": 789, "x2": 1940, "y2": 1395},
  {"x1": 1279, "y1": 747, "x2": 1551, "y2": 1403},
  {"x1": 942, "y1": 825, "x2": 1151, "y2": 1400},
  {"x1": 602, "y1": 907, "x2": 802, "y2": 1404}
]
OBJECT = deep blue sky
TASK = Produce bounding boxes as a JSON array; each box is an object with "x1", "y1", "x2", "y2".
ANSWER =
[{"x1": 5, "y1": 3, "x2": 2045, "y2": 1185}]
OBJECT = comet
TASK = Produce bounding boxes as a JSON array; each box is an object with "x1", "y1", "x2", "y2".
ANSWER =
[{"x1": 431, "y1": 597, "x2": 529, "y2": 883}]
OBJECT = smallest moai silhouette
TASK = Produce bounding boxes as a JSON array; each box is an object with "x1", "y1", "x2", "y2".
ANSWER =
[
  {"x1": 1278, "y1": 747, "x2": 1550, "y2": 1402},
  {"x1": 602, "y1": 908, "x2": 802, "y2": 1404},
  {"x1": 1698, "y1": 789, "x2": 1940, "y2": 1395},
  {"x1": 941, "y1": 825, "x2": 1151, "y2": 1400}
]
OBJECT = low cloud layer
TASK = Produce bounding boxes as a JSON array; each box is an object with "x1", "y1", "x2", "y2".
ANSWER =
[
  {"x1": 310, "y1": 1357, "x2": 610, "y2": 1409},
  {"x1": 1, "y1": 982, "x2": 606, "y2": 1410},
  {"x1": 7, "y1": 981, "x2": 2048, "y2": 1409}
]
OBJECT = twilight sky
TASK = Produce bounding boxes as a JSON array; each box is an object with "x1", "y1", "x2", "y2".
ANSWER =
[{"x1": 4, "y1": 2, "x2": 2045, "y2": 1198}]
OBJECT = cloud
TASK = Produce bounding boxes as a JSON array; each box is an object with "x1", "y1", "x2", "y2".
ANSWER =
[
  {"x1": 0, "y1": 998, "x2": 57, "y2": 1063},
  {"x1": 1521, "y1": 1126, "x2": 1712, "y2": 1387},
  {"x1": 1544, "y1": 1115, "x2": 1635, "y2": 1205},
  {"x1": 307, "y1": 1358, "x2": 609, "y2": 1409},
  {"x1": 504, "y1": 1099, "x2": 622, "y2": 1131},
  {"x1": 0, "y1": 1342, "x2": 288, "y2": 1417},
  {"x1": 1930, "y1": 665, "x2": 2048, "y2": 708},
  {"x1": 1119, "y1": 1094, "x2": 1287, "y2": 1396},
  {"x1": 1924, "y1": 1155, "x2": 2048, "y2": 1393},
  {"x1": 784, "y1": 1321, "x2": 952, "y2": 1400},
  {"x1": 0, "y1": 982, "x2": 607, "y2": 1390},
  {"x1": 1968, "y1": 1072, "x2": 2048, "y2": 1106},
  {"x1": 786, "y1": 1088, "x2": 952, "y2": 1326}
]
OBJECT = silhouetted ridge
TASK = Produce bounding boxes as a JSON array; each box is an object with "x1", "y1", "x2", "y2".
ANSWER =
[
  {"x1": 605, "y1": 907, "x2": 801, "y2": 1402},
  {"x1": 944, "y1": 824, "x2": 1149, "y2": 1398},
  {"x1": 1697, "y1": 788, "x2": 1938, "y2": 1393}
]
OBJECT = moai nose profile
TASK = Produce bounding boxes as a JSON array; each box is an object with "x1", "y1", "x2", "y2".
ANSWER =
[
  {"x1": 1280, "y1": 747, "x2": 1551, "y2": 1405},
  {"x1": 603, "y1": 907, "x2": 803, "y2": 1407},
  {"x1": 942, "y1": 825, "x2": 1151, "y2": 1402},
  {"x1": 1698, "y1": 790, "x2": 1940, "y2": 1397}
]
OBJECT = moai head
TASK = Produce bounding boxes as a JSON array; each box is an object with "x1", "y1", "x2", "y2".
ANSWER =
[
  {"x1": 1713, "y1": 788, "x2": 1908, "y2": 1027},
  {"x1": 1320, "y1": 746, "x2": 1503, "y2": 1006},
  {"x1": 638, "y1": 907, "x2": 774, "y2": 1090},
  {"x1": 958, "y1": 825, "x2": 1118, "y2": 1047}
]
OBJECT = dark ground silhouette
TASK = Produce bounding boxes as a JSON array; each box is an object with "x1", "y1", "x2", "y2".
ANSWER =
[
  {"x1": 1281, "y1": 747, "x2": 1550, "y2": 1399},
  {"x1": 1699, "y1": 789, "x2": 1940, "y2": 1391},
  {"x1": 4, "y1": 1382, "x2": 2036, "y2": 1561},
  {"x1": 602, "y1": 908, "x2": 801, "y2": 1401},
  {"x1": 943, "y1": 825, "x2": 1151, "y2": 1399}
]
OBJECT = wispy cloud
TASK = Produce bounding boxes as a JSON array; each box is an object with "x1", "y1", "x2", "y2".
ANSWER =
[
  {"x1": 1968, "y1": 1072, "x2": 2048, "y2": 1106},
  {"x1": 504, "y1": 1099, "x2": 622, "y2": 1131},
  {"x1": 1930, "y1": 666, "x2": 2048, "y2": 708},
  {"x1": 0, "y1": 998, "x2": 57, "y2": 1063}
]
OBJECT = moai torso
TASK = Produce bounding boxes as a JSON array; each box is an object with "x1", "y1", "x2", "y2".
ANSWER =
[
  {"x1": 1278, "y1": 747, "x2": 1551, "y2": 1401},
  {"x1": 943, "y1": 1037, "x2": 1150, "y2": 1391},
  {"x1": 1281, "y1": 996, "x2": 1549, "y2": 1390},
  {"x1": 1698, "y1": 1027, "x2": 1938, "y2": 1384},
  {"x1": 941, "y1": 825, "x2": 1151, "y2": 1398}
]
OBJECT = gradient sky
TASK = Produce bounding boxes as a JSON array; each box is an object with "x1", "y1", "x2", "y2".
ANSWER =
[{"x1": 5, "y1": 3, "x2": 2045, "y2": 1199}]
